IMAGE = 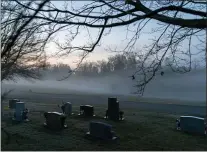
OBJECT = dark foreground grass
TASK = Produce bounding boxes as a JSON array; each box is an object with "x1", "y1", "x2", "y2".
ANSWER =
[{"x1": 1, "y1": 104, "x2": 207, "y2": 151}]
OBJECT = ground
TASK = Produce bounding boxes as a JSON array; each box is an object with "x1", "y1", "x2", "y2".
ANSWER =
[{"x1": 1, "y1": 102, "x2": 207, "y2": 151}]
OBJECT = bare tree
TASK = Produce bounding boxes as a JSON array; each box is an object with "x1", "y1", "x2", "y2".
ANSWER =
[
  {"x1": 3, "y1": 0, "x2": 206, "y2": 95},
  {"x1": 1, "y1": 0, "x2": 58, "y2": 81}
]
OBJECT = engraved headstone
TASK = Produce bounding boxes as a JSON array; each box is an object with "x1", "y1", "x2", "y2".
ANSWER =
[
  {"x1": 108, "y1": 97, "x2": 119, "y2": 121},
  {"x1": 179, "y1": 116, "x2": 206, "y2": 135},
  {"x1": 44, "y1": 112, "x2": 67, "y2": 130},
  {"x1": 79, "y1": 105, "x2": 94, "y2": 117},
  {"x1": 86, "y1": 121, "x2": 118, "y2": 140},
  {"x1": 9, "y1": 99, "x2": 20, "y2": 109},
  {"x1": 14, "y1": 102, "x2": 25, "y2": 121}
]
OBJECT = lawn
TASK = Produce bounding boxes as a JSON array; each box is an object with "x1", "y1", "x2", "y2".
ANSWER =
[{"x1": 1, "y1": 103, "x2": 207, "y2": 151}]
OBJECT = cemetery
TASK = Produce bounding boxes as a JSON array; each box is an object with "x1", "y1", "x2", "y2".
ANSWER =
[{"x1": 1, "y1": 97, "x2": 207, "y2": 151}]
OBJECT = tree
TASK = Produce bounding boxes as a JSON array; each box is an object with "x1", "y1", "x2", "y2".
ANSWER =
[
  {"x1": 1, "y1": 0, "x2": 60, "y2": 81},
  {"x1": 98, "y1": 60, "x2": 112, "y2": 74},
  {"x1": 108, "y1": 54, "x2": 128, "y2": 71},
  {"x1": 3, "y1": 0, "x2": 206, "y2": 95}
]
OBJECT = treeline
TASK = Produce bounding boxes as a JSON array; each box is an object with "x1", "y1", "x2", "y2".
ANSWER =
[
  {"x1": 41, "y1": 52, "x2": 202, "y2": 79},
  {"x1": 43, "y1": 53, "x2": 138, "y2": 77}
]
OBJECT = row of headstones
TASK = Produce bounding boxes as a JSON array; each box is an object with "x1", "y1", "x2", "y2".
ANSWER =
[
  {"x1": 59, "y1": 98, "x2": 207, "y2": 135},
  {"x1": 59, "y1": 97, "x2": 124, "y2": 121},
  {"x1": 43, "y1": 111, "x2": 118, "y2": 140},
  {"x1": 7, "y1": 97, "x2": 123, "y2": 122},
  {"x1": 44, "y1": 97, "x2": 122, "y2": 141},
  {"x1": 7, "y1": 98, "x2": 207, "y2": 139},
  {"x1": 7, "y1": 98, "x2": 121, "y2": 140}
]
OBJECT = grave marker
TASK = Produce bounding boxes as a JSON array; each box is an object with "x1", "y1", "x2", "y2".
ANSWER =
[
  {"x1": 177, "y1": 116, "x2": 206, "y2": 135},
  {"x1": 85, "y1": 121, "x2": 118, "y2": 141},
  {"x1": 107, "y1": 97, "x2": 119, "y2": 121},
  {"x1": 14, "y1": 102, "x2": 25, "y2": 121},
  {"x1": 44, "y1": 112, "x2": 67, "y2": 130},
  {"x1": 63, "y1": 102, "x2": 72, "y2": 116},
  {"x1": 9, "y1": 99, "x2": 20, "y2": 109},
  {"x1": 79, "y1": 105, "x2": 94, "y2": 117}
]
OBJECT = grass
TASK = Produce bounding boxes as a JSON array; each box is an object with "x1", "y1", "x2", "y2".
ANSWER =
[{"x1": 1, "y1": 103, "x2": 207, "y2": 151}]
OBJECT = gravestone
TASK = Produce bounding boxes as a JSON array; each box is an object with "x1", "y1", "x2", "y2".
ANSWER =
[
  {"x1": 63, "y1": 102, "x2": 72, "y2": 116},
  {"x1": 44, "y1": 112, "x2": 67, "y2": 130},
  {"x1": 86, "y1": 121, "x2": 118, "y2": 140},
  {"x1": 79, "y1": 105, "x2": 94, "y2": 117},
  {"x1": 9, "y1": 99, "x2": 20, "y2": 109},
  {"x1": 14, "y1": 102, "x2": 25, "y2": 121},
  {"x1": 179, "y1": 116, "x2": 206, "y2": 135},
  {"x1": 108, "y1": 97, "x2": 119, "y2": 121}
]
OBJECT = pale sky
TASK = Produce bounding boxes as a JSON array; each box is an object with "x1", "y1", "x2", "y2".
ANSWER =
[{"x1": 44, "y1": 1, "x2": 205, "y2": 68}]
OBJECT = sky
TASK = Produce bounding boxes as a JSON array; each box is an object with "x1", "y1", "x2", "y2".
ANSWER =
[{"x1": 43, "y1": 1, "x2": 205, "y2": 68}]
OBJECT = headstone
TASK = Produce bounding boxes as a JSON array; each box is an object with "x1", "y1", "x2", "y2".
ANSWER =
[
  {"x1": 44, "y1": 112, "x2": 67, "y2": 130},
  {"x1": 86, "y1": 121, "x2": 118, "y2": 140},
  {"x1": 63, "y1": 102, "x2": 72, "y2": 116},
  {"x1": 14, "y1": 102, "x2": 25, "y2": 121},
  {"x1": 179, "y1": 116, "x2": 206, "y2": 135},
  {"x1": 108, "y1": 97, "x2": 119, "y2": 121},
  {"x1": 9, "y1": 99, "x2": 20, "y2": 109},
  {"x1": 80, "y1": 105, "x2": 94, "y2": 117}
]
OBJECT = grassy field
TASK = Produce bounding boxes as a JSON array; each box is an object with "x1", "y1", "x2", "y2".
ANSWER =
[{"x1": 1, "y1": 103, "x2": 207, "y2": 151}]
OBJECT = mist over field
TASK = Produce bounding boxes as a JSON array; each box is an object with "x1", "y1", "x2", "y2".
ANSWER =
[{"x1": 2, "y1": 68, "x2": 206, "y2": 103}]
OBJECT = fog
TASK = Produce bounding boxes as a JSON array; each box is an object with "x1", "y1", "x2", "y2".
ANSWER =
[{"x1": 2, "y1": 68, "x2": 206, "y2": 102}]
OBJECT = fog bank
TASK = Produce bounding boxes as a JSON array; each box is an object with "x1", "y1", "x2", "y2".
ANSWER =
[{"x1": 2, "y1": 68, "x2": 206, "y2": 102}]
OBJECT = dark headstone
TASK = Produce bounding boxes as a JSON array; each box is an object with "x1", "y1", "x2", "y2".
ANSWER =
[
  {"x1": 9, "y1": 99, "x2": 20, "y2": 109},
  {"x1": 86, "y1": 121, "x2": 118, "y2": 140},
  {"x1": 80, "y1": 105, "x2": 94, "y2": 117},
  {"x1": 179, "y1": 116, "x2": 206, "y2": 135},
  {"x1": 60, "y1": 102, "x2": 72, "y2": 115},
  {"x1": 108, "y1": 97, "x2": 119, "y2": 121},
  {"x1": 44, "y1": 112, "x2": 67, "y2": 130}
]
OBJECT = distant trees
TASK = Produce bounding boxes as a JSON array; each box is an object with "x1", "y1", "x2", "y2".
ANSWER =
[
  {"x1": 44, "y1": 53, "x2": 138, "y2": 77},
  {"x1": 45, "y1": 51, "x2": 202, "y2": 79}
]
